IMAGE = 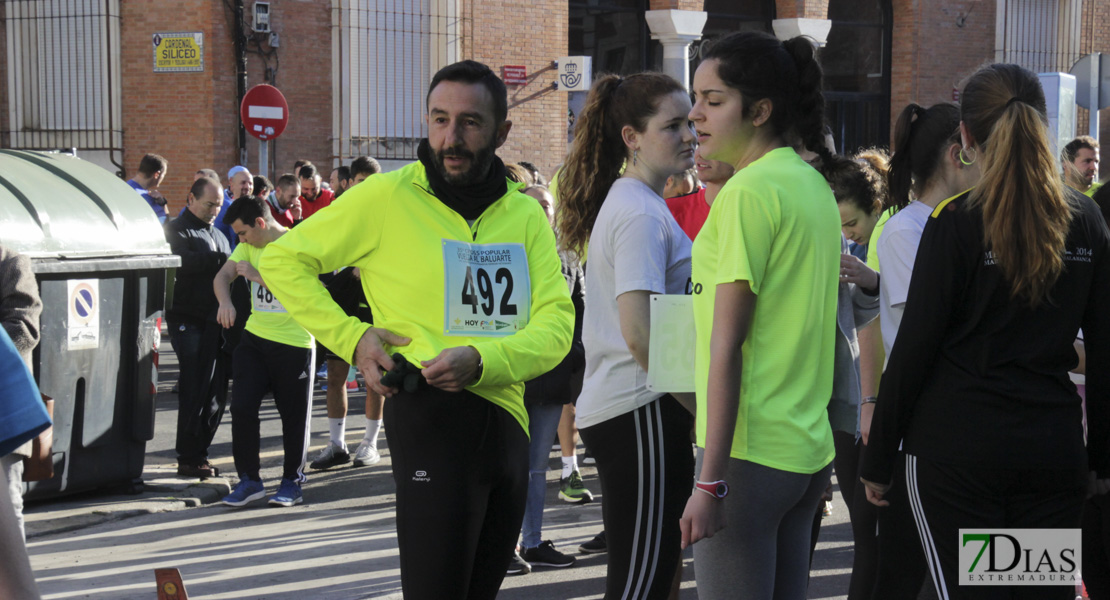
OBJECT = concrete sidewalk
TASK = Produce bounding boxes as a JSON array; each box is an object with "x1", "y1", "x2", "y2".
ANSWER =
[{"x1": 24, "y1": 334, "x2": 853, "y2": 599}]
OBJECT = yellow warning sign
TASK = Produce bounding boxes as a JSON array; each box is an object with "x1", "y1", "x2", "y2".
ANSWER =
[{"x1": 153, "y1": 32, "x2": 204, "y2": 73}]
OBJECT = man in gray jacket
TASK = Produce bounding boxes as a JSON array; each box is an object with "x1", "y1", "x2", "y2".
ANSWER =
[{"x1": 0, "y1": 244, "x2": 43, "y2": 539}]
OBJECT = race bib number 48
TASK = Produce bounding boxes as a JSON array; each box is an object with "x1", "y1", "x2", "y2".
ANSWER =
[
  {"x1": 443, "y1": 240, "x2": 531, "y2": 336},
  {"x1": 253, "y1": 281, "x2": 286, "y2": 313}
]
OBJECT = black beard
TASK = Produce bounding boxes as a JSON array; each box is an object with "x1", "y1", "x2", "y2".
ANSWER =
[{"x1": 433, "y1": 141, "x2": 496, "y2": 187}]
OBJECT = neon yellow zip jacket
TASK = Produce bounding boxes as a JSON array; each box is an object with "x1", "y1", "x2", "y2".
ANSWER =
[{"x1": 258, "y1": 161, "x2": 573, "y2": 433}]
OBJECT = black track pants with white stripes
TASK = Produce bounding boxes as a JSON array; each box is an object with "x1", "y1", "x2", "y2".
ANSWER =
[
  {"x1": 580, "y1": 395, "x2": 694, "y2": 600},
  {"x1": 230, "y1": 331, "x2": 314, "y2": 482},
  {"x1": 903, "y1": 454, "x2": 1086, "y2": 600}
]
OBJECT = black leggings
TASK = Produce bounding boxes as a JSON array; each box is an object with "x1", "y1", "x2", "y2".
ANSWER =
[
  {"x1": 1083, "y1": 493, "x2": 1110, "y2": 599},
  {"x1": 579, "y1": 395, "x2": 694, "y2": 600},
  {"x1": 230, "y1": 331, "x2": 314, "y2": 482},
  {"x1": 810, "y1": 431, "x2": 880, "y2": 598},
  {"x1": 385, "y1": 386, "x2": 528, "y2": 600}
]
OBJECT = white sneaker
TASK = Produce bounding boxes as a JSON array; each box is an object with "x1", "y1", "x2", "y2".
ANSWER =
[{"x1": 353, "y1": 441, "x2": 381, "y2": 466}]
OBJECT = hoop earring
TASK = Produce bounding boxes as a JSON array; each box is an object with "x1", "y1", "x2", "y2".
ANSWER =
[
  {"x1": 959, "y1": 147, "x2": 977, "y2": 166},
  {"x1": 632, "y1": 149, "x2": 639, "y2": 167}
]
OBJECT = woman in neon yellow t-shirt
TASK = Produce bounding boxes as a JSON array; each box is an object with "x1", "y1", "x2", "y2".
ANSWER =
[{"x1": 681, "y1": 31, "x2": 842, "y2": 598}]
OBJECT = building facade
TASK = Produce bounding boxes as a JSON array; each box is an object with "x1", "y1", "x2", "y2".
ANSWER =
[{"x1": 2, "y1": 0, "x2": 1108, "y2": 215}]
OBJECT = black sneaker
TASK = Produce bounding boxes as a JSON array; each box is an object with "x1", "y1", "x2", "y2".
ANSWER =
[
  {"x1": 506, "y1": 551, "x2": 531, "y2": 575},
  {"x1": 309, "y1": 442, "x2": 351, "y2": 470},
  {"x1": 582, "y1": 448, "x2": 596, "y2": 465},
  {"x1": 522, "y1": 540, "x2": 576, "y2": 568},
  {"x1": 578, "y1": 531, "x2": 607, "y2": 554}
]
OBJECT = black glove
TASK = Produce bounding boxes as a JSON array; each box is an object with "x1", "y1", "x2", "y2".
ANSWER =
[{"x1": 380, "y1": 353, "x2": 425, "y2": 393}]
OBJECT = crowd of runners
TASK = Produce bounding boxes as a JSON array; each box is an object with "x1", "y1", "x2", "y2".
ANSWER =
[{"x1": 3, "y1": 28, "x2": 1110, "y2": 600}]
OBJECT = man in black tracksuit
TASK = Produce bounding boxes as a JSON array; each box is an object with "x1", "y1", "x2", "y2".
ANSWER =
[{"x1": 164, "y1": 177, "x2": 230, "y2": 479}]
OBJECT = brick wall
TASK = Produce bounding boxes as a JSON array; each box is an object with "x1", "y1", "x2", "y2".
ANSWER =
[
  {"x1": 1079, "y1": 0, "x2": 1110, "y2": 178},
  {"x1": 120, "y1": 0, "x2": 222, "y2": 215},
  {"x1": 117, "y1": 0, "x2": 334, "y2": 215},
  {"x1": 776, "y1": 0, "x2": 830, "y2": 19},
  {"x1": 649, "y1": 0, "x2": 706, "y2": 11},
  {"x1": 467, "y1": 0, "x2": 569, "y2": 180},
  {"x1": 241, "y1": 0, "x2": 333, "y2": 181},
  {"x1": 890, "y1": 0, "x2": 995, "y2": 144}
]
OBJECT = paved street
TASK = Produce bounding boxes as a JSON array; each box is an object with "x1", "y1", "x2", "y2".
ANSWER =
[{"x1": 24, "y1": 332, "x2": 853, "y2": 599}]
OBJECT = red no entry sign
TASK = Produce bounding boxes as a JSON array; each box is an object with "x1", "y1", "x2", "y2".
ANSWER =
[{"x1": 240, "y1": 84, "x2": 289, "y2": 140}]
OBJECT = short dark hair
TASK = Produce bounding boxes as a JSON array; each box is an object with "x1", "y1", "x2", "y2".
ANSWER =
[
  {"x1": 189, "y1": 176, "x2": 218, "y2": 201},
  {"x1": 298, "y1": 163, "x2": 319, "y2": 180},
  {"x1": 1063, "y1": 135, "x2": 1099, "y2": 163},
  {"x1": 427, "y1": 60, "x2": 508, "y2": 124},
  {"x1": 138, "y1": 154, "x2": 167, "y2": 177},
  {"x1": 253, "y1": 175, "x2": 273, "y2": 195},
  {"x1": 350, "y1": 156, "x2": 382, "y2": 179},
  {"x1": 276, "y1": 173, "x2": 299, "y2": 191},
  {"x1": 293, "y1": 160, "x2": 312, "y2": 173},
  {"x1": 195, "y1": 168, "x2": 219, "y2": 181},
  {"x1": 518, "y1": 161, "x2": 546, "y2": 186},
  {"x1": 335, "y1": 166, "x2": 350, "y2": 182},
  {"x1": 223, "y1": 195, "x2": 272, "y2": 227}
]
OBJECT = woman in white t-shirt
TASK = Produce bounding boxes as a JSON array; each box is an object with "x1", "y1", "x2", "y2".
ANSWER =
[
  {"x1": 879, "y1": 102, "x2": 977, "y2": 356},
  {"x1": 863, "y1": 101, "x2": 977, "y2": 598},
  {"x1": 556, "y1": 72, "x2": 696, "y2": 600}
]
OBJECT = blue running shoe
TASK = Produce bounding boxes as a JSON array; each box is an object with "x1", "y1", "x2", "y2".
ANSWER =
[
  {"x1": 221, "y1": 478, "x2": 265, "y2": 507},
  {"x1": 269, "y1": 478, "x2": 303, "y2": 507}
]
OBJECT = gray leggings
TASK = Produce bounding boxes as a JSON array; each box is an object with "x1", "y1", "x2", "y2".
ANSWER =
[{"x1": 693, "y1": 450, "x2": 832, "y2": 600}]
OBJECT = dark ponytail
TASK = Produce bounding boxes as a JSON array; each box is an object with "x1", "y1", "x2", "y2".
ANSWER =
[
  {"x1": 888, "y1": 102, "x2": 960, "y2": 210},
  {"x1": 703, "y1": 31, "x2": 831, "y2": 164},
  {"x1": 556, "y1": 72, "x2": 684, "y2": 257},
  {"x1": 783, "y1": 36, "x2": 833, "y2": 167}
]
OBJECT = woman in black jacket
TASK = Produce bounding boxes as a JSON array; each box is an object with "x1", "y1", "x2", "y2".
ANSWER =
[{"x1": 860, "y1": 63, "x2": 1110, "y2": 599}]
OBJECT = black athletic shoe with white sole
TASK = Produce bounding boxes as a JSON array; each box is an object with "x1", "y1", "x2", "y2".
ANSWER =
[{"x1": 521, "y1": 541, "x2": 576, "y2": 568}]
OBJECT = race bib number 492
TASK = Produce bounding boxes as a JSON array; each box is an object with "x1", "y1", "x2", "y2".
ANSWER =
[{"x1": 442, "y1": 240, "x2": 531, "y2": 336}]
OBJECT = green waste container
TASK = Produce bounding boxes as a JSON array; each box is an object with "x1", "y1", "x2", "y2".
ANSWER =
[{"x1": 0, "y1": 150, "x2": 180, "y2": 499}]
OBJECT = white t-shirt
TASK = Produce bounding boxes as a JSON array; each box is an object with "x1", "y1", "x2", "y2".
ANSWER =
[
  {"x1": 577, "y1": 177, "x2": 692, "y2": 428},
  {"x1": 876, "y1": 200, "x2": 933, "y2": 358}
]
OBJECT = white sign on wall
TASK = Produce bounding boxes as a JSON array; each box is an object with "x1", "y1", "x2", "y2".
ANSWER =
[
  {"x1": 67, "y1": 279, "x2": 99, "y2": 350},
  {"x1": 557, "y1": 56, "x2": 593, "y2": 92}
]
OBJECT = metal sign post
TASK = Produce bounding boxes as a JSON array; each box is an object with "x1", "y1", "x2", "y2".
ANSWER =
[
  {"x1": 1070, "y1": 52, "x2": 1110, "y2": 143},
  {"x1": 1091, "y1": 53, "x2": 1101, "y2": 139},
  {"x1": 259, "y1": 140, "x2": 269, "y2": 180}
]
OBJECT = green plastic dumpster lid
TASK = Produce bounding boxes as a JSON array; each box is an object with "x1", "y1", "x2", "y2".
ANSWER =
[{"x1": 0, "y1": 150, "x2": 179, "y2": 271}]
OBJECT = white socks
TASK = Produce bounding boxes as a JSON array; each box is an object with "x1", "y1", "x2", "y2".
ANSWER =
[
  {"x1": 561, "y1": 455, "x2": 578, "y2": 479},
  {"x1": 329, "y1": 418, "x2": 346, "y2": 449},
  {"x1": 364, "y1": 419, "x2": 382, "y2": 448}
]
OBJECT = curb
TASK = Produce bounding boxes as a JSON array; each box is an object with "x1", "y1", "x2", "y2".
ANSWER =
[{"x1": 24, "y1": 471, "x2": 231, "y2": 539}]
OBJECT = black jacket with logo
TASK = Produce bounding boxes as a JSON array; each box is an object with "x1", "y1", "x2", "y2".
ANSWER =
[{"x1": 862, "y1": 189, "x2": 1110, "y2": 482}]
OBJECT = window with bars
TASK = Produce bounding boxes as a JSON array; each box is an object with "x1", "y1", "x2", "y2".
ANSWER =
[
  {"x1": 996, "y1": 0, "x2": 1082, "y2": 74},
  {"x1": 332, "y1": 0, "x2": 467, "y2": 163},
  {"x1": 3, "y1": 0, "x2": 122, "y2": 154}
]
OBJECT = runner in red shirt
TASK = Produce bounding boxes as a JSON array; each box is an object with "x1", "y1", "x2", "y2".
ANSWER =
[
  {"x1": 297, "y1": 163, "x2": 334, "y2": 220},
  {"x1": 665, "y1": 148, "x2": 735, "y2": 241}
]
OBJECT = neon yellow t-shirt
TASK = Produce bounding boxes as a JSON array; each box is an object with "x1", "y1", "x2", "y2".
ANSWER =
[
  {"x1": 866, "y1": 207, "x2": 894, "y2": 272},
  {"x1": 691, "y1": 147, "x2": 839, "y2": 474},
  {"x1": 1085, "y1": 181, "x2": 1103, "y2": 198},
  {"x1": 229, "y1": 242, "x2": 314, "y2": 349}
]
